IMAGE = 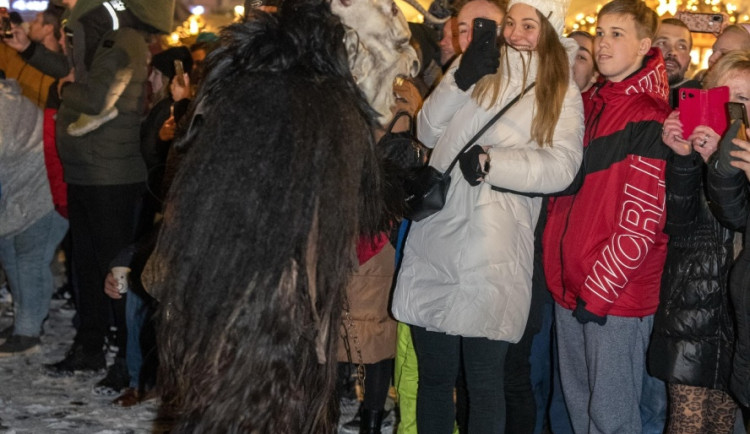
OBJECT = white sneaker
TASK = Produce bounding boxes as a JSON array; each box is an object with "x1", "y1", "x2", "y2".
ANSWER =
[{"x1": 67, "y1": 106, "x2": 119, "y2": 137}]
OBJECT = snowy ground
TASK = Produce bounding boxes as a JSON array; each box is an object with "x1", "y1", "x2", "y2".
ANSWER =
[
  {"x1": 0, "y1": 295, "x2": 395, "y2": 433},
  {"x1": 0, "y1": 298, "x2": 165, "y2": 434}
]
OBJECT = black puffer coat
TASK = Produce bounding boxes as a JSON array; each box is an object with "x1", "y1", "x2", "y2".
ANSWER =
[
  {"x1": 707, "y1": 149, "x2": 750, "y2": 406},
  {"x1": 649, "y1": 152, "x2": 735, "y2": 391}
]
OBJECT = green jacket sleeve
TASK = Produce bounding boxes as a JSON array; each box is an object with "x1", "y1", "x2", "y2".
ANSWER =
[
  {"x1": 21, "y1": 42, "x2": 72, "y2": 79},
  {"x1": 61, "y1": 30, "x2": 133, "y2": 115}
]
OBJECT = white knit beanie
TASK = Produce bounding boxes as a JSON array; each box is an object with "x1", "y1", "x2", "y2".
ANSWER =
[{"x1": 507, "y1": 0, "x2": 571, "y2": 35}]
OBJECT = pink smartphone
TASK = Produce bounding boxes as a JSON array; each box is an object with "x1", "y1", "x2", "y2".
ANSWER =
[{"x1": 678, "y1": 86, "x2": 730, "y2": 138}]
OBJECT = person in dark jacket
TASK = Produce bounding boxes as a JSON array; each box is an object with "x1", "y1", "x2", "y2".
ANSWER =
[
  {"x1": 652, "y1": 50, "x2": 746, "y2": 432},
  {"x1": 704, "y1": 50, "x2": 750, "y2": 411},
  {"x1": 1, "y1": 0, "x2": 173, "y2": 396}
]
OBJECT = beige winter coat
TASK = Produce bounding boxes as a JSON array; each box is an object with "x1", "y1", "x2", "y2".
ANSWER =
[{"x1": 338, "y1": 243, "x2": 397, "y2": 364}]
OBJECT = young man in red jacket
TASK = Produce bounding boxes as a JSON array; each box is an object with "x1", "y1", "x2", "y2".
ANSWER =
[{"x1": 542, "y1": 0, "x2": 672, "y2": 432}]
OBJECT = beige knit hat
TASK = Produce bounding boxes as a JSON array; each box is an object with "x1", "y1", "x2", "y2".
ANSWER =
[{"x1": 507, "y1": 0, "x2": 571, "y2": 35}]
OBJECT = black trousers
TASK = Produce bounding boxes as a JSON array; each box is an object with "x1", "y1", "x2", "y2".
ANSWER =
[
  {"x1": 411, "y1": 325, "x2": 509, "y2": 434},
  {"x1": 67, "y1": 183, "x2": 144, "y2": 355}
]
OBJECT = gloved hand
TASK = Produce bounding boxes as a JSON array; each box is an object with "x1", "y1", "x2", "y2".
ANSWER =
[
  {"x1": 459, "y1": 145, "x2": 489, "y2": 186},
  {"x1": 573, "y1": 298, "x2": 607, "y2": 326},
  {"x1": 453, "y1": 29, "x2": 500, "y2": 91},
  {"x1": 711, "y1": 120, "x2": 744, "y2": 177}
]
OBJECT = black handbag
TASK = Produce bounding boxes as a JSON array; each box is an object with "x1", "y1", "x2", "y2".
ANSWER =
[
  {"x1": 404, "y1": 83, "x2": 535, "y2": 222},
  {"x1": 377, "y1": 111, "x2": 429, "y2": 170}
]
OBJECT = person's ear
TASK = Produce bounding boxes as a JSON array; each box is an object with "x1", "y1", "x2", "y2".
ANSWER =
[{"x1": 638, "y1": 37, "x2": 652, "y2": 56}]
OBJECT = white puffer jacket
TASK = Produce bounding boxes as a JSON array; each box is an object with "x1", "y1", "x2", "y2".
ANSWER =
[{"x1": 391, "y1": 41, "x2": 584, "y2": 342}]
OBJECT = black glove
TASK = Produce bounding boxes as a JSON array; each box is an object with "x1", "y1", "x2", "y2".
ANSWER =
[
  {"x1": 453, "y1": 29, "x2": 500, "y2": 91},
  {"x1": 573, "y1": 298, "x2": 607, "y2": 326},
  {"x1": 711, "y1": 120, "x2": 745, "y2": 177},
  {"x1": 459, "y1": 145, "x2": 488, "y2": 186}
]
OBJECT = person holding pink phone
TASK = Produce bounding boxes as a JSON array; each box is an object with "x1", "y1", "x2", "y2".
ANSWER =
[{"x1": 651, "y1": 51, "x2": 750, "y2": 433}]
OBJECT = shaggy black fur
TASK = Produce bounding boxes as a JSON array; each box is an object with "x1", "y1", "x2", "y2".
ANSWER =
[{"x1": 144, "y1": 1, "x2": 390, "y2": 431}]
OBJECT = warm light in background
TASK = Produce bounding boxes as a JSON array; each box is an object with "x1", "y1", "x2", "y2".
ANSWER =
[
  {"x1": 657, "y1": 0, "x2": 679, "y2": 15},
  {"x1": 234, "y1": 5, "x2": 245, "y2": 19}
]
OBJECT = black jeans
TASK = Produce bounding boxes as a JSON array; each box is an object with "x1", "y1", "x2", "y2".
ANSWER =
[
  {"x1": 67, "y1": 183, "x2": 144, "y2": 355},
  {"x1": 504, "y1": 319, "x2": 537, "y2": 434},
  {"x1": 411, "y1": 325, "x2": 509, "y2": 434}
]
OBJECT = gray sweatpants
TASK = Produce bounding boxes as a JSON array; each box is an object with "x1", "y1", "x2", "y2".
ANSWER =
[{"x1": 555, "y1": 303, "x2": 653, "y2": 434}]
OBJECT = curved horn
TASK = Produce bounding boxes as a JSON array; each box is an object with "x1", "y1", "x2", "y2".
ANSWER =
[{"x1": 401, "y1": 0, "x2": 450, "y2": 24}]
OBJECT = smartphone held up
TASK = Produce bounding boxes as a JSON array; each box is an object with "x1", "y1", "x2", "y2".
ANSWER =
[
  {"x1": 674, "y1": 11, "x2": 724, "y2": 33},
  {"x1": 174, "y1": 59, "x2": 186, "y2": 87},
  {"x1": 472, "y1": 17, "x2": 499, "y2": 48}
]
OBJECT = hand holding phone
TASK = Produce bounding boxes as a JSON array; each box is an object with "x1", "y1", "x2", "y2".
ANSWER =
[
  {"x1": 454, "y1": 18, "x2": 500, "y2": 91},
  {"x1": 678, "y1": 86, "x2": 730, "y2": 139}
]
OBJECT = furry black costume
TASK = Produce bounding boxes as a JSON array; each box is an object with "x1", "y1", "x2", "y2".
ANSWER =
[{"x1": 143, "y1": 1, "x2": 392, "y2": 431}]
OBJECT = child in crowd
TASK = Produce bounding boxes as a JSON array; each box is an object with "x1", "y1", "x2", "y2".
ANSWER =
[{"x1": 542, "y1": 0, "x2": 672, "y2": 431}]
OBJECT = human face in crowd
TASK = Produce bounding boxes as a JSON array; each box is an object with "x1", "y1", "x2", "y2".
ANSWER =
[
  {"x1": 503, "y1": 3, "x2": 541, "y2": 51},
  {"x1": 61, "y1": 0, "x2": 77, "y2": 8},
  {"x1": 148, "y1": 68, "x2": 165, "y2": 96},
  {"x1": 456, "y1": 0, "x2": 504, "y2": 52},
  {"x1": 652, "y1": 23, "x2": 691, "y2": 85},
  {"x1": 708, "y1": 29, "x2": 750, "y2": 67},
  {"x1": 719, "y1": 70, "x2": 750, "y2": 117},
  {"x1": 439, "y1": 17, "x2": 460, "y2": 65},
  {"x1": 191, "y1": 48, "x2": 206, "y2": 73},
  {"x1": 594, "y1": 13, "x2": 652, "y2": 82},
  {"x1": 571, "y1": 33, "x2": 596, "y2": 91},
  {"x1": 28, "y1": 13, "x2": 50, "y2": 43}
]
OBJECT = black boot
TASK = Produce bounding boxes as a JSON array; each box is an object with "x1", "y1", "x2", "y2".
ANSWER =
[{"x1": 360, "y1": 409, "x2": 384, "y2": 434}]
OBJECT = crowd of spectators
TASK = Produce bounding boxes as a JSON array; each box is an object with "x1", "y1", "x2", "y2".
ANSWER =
[{"x1": 0, "y1": 0, "x2": 750, "y2": 433}]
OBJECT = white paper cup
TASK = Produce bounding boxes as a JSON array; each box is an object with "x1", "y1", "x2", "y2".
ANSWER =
[{"x1": 111, "y1": 266, "x2": 131, "y2": 294}]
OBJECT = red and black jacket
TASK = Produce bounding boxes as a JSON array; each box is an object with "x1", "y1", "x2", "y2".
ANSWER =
[{"x1": 542, "y1": 48, "x2": 673, "y2": 318}]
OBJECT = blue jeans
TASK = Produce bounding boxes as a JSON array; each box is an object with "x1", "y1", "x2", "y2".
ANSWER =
[
  {"x1": 640, "y1": 369, "x2": 667, "y2": 434},
  {"x1": 126, "y1": 288, "x2": 150, "y2": 388},
  {"x1": 530, "y1": 301, "x2": 573, "y2": 434},
  {"x1": 0, "y1": 211, "x2": 68, "y2": 336}
]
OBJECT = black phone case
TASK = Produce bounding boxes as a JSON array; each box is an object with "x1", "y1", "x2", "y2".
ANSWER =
[
  {"x1": 728, "y1": 102, "x2": 749, "y2": 126},
  {"x1": 472, "y1": 18, "x2": 497, "y2": 45}
]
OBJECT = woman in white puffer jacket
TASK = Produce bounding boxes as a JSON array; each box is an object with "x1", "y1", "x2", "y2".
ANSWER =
[{"x1": 391, "y1": 0, "x2": 583, "y2": 431}]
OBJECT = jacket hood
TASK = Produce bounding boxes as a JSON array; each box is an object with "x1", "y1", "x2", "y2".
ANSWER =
[
  {"x1": 70, "y1": 0, "x2": 174, "y2": 34},
  {"x1": 586, "y1": 47, "x2": 669, "y2": 104}
]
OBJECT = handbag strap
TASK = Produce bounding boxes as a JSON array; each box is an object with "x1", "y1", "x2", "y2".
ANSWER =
[
  {"x1": 444, "y1": 82, "x2": 536, "y2": 175},
  {"x1": 384, "y1": 110, "x2": 414, "y2": 135}
]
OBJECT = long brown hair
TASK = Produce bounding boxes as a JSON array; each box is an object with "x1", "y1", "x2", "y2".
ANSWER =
[{"x1": 473, "y1": 8, "x2": 569, "y2": 147}]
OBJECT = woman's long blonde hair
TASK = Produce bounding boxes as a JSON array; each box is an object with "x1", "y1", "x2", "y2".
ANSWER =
[{"x1": 472, "y1": 8, "x2": 569, "y2": 147}]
